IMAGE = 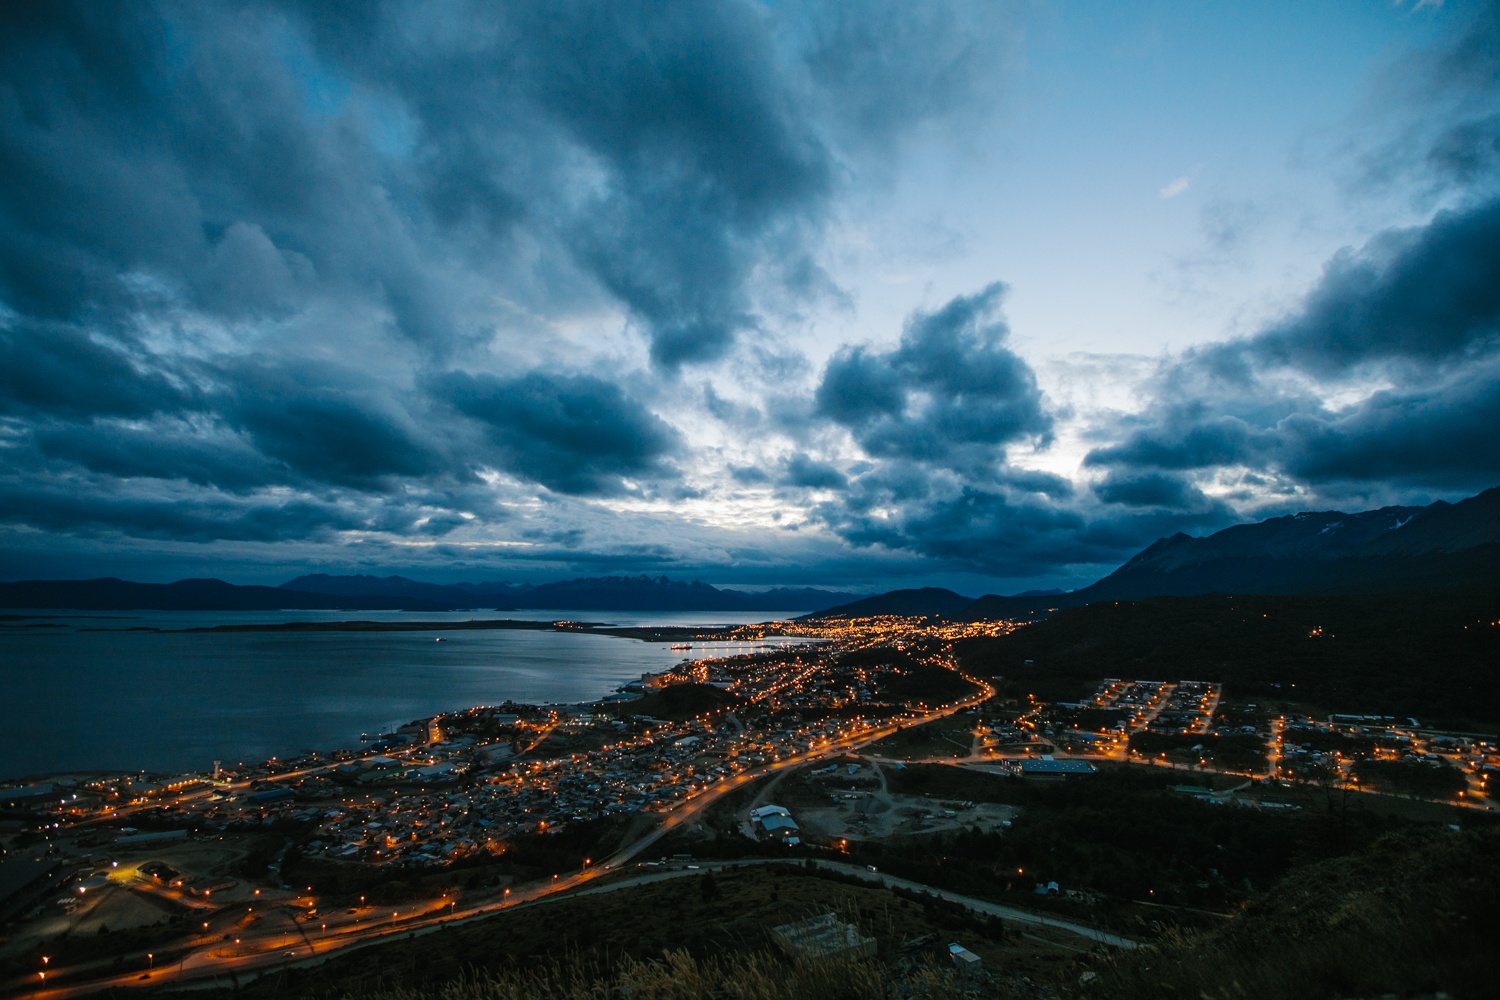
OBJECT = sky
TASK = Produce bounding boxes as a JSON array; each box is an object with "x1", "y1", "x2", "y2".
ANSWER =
[{"x1": 1, "y1": 0, "x2": 1497, "y2": 595}]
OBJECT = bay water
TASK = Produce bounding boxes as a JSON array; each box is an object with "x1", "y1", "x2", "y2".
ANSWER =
[{"x1": 0, "y1": 609, "x2": 798, "y2": 781}]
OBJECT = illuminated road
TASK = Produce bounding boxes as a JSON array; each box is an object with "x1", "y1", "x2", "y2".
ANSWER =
[
  {"x1": 17, "y1": 664, "x2": 994, "y2": 998},
  {"x1": 554, "y1": 857, "x2": 1140, "y2": 948}
]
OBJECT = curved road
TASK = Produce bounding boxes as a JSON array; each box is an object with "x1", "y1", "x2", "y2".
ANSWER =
[
  {"x1": 561, "y1": 858, "x2": 1139, "y2": 949},
  {"x1": 19, "y1": 666, "x2": 1009, "y2": 997}
]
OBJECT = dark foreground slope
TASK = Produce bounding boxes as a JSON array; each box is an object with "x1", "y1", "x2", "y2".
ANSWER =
[
  {"x1": 205, "y1": 864, "x2": 1080, "y2": 1000},
  {"x1": 198, "y1": 826, "x2": 1499, "y2": 1000},
  {"x1": 955, "y1": 591, "x2": 1500, "y2": 729},
  {"x1": 1093, "y1": 826, "x2": 1500, "y2": 1000}
]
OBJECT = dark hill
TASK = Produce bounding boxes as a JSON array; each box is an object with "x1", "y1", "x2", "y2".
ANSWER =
[
  {"x1": 954, "y1": 590, "x2": 1500, "y2": 729},
  {"x1": 1095, "y1": 826, "x2": 1500, "y2": 1000},
  {"x1": 802, "y1": 587, "x2": 975, "y2": 619},
  {"x1": 961, "y1": 485, "x2": 1500, "y2": 620},
  {"x1": 612, "y1": 682, "x2": 740, "y2": 722}
]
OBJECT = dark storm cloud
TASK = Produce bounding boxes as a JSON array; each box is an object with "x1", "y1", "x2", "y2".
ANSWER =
[
  {"x1": 729, "y1": 464, "x2": 772, "y2": 486},
  {"x1": 224, "y1": 361, "x2": 444, "y2": 491},
  {"x1": 815, "y1": 283, "x2": 1051, "y2": 468},
  {"x1": 295, "y1": 0, "x2": 835, "y2": 366},
  {"x1": 1089, "y1": 6, "x2": 1500, "y2": 503},
  {"x1": 281, "y1": 0, "x2": 1006, "y2": 368},
  {"x1": 1092, "y1": 470, "x2": 1204, "y2": 509},
  {"x1": 0, "y1": 476, "x2": 365, "y2": 543},
  {"x1": 1276, "y1": 360, "x2": 1500, "y2": 487},
  {"x1": 524, "y1": 4, "x2": 832, "y2": 368},
  {"x1": 1236, "y1": 197, "x2": 1500, "y2": 374},
  {"x1": 779, "y1": 453, "x2": 847, "y2": 491},
  {"x1": 0, "y1": 0, "x2": 1017, "y2": 560},
  {"x1": 1086, "y1": 413, "x2": 1261, "y2": 472},
  {"x1": 0, "y1": 2, "x2": 379, "y2": 331},
  {"x1": 433, "y1": 370, "x2": 680, "y2": 496},
  {"x1": 0, "y1": 322, "x2": 191, "y2": 420},
  {"x1": 1087, "y1": 194, "x2": 1500, "y2": 495},
  {"x1": 29, "y1": 418, "x2": 280, "y2": 493}
]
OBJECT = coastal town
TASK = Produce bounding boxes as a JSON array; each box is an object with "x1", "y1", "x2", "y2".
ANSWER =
[{"x1": 1, "y1": 613, "x2": 1495, "y2": 996}]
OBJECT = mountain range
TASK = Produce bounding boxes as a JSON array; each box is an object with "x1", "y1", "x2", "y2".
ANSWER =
[
  {"x1": 0, "y1": 573, "x2": 863, "y2": 613},
  {"x1": 279, "y1": 574, "x2": 863, "y2": 612},
  {"x1": 3, "y1": 486, "x2": 1496, "y2": 616},
  {"x1": 812, "y1": 485, "x2": 1500, "y2": 620}
]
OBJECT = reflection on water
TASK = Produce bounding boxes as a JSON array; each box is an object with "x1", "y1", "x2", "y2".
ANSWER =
[{"x1": 0, "y1": 609, "x2": 803, "y2": 779}]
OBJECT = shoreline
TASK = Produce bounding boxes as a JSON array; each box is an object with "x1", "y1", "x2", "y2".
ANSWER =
[{"x1": 0, "y1": 620, "x2": 822, "y2": 784}]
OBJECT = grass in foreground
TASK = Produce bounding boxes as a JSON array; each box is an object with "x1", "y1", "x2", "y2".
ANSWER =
[
  {"x1": 308, "y1": 828, "x2": 1499, "y2": 1000},
  {"x1": 1085, "y1": 825, "x2": 1500, "y2": 999},
  {"x1": 354, "y1": 950, "x2": 965, "y2": 1000}
]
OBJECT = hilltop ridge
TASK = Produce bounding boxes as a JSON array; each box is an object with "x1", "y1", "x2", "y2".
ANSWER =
[
  {"x1": 0, "y1": 573, "x2": 863, "y2": 612},
  {"x1": 784, "y1": 486, "x2": 1500, "y2": 623}
]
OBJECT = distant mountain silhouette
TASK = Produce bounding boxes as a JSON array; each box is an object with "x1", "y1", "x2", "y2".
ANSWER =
[
  {"x1": 276, "y1": 573, "x2": 476, "y2": 601},
  {"x1": 962, "y1": 485, "x2": 1500, "y2": 620},
  {"x1": 805, "y1": 587, "x2": 976, "y2": 619},
  {"x1": 0, "y1": 577, "x2": 437, "y2": 612},
  {"x1": 0, "y1": 573, "x2": 862, "y2": 613},
  {"x1": 10, "y1": 487, "x2": 1495, "y2": 616},
  {"x1": 281, "y1": 573, "x2": 862, "y2": 612}
]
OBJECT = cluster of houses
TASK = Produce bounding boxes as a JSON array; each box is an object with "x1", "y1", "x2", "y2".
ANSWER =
[{"x1": 18, "y1": 640, "x2": 947, "y2": 870}]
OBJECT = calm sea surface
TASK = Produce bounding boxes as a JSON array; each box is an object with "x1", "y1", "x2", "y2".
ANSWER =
[{"x1": 0, "y1": 609, "x2": 800, "y2": 781}]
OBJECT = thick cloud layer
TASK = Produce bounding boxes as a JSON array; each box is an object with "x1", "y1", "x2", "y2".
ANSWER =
[
  {"x1": 1237, "y1": 198, "x2": 1500, "y2": 374},
  {"x1": 435, "y1": 370, "x2": 680, "y2": 495},
  {"x1": 1, "y1": 1, "x2": 1496, "y2": 589},
  {"x1": 775, "y1": 286, "x2": 1238, "y2": 578},
  {"x1": 816, "y1": 283, "x2": 1051, "y2": 468},
  {"x1": 0, "y1": 0, "x2": 1015, "y2": 578},
  {"x1": 1087, "y1": 192, "x2": 1500, "y2": 497}
]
